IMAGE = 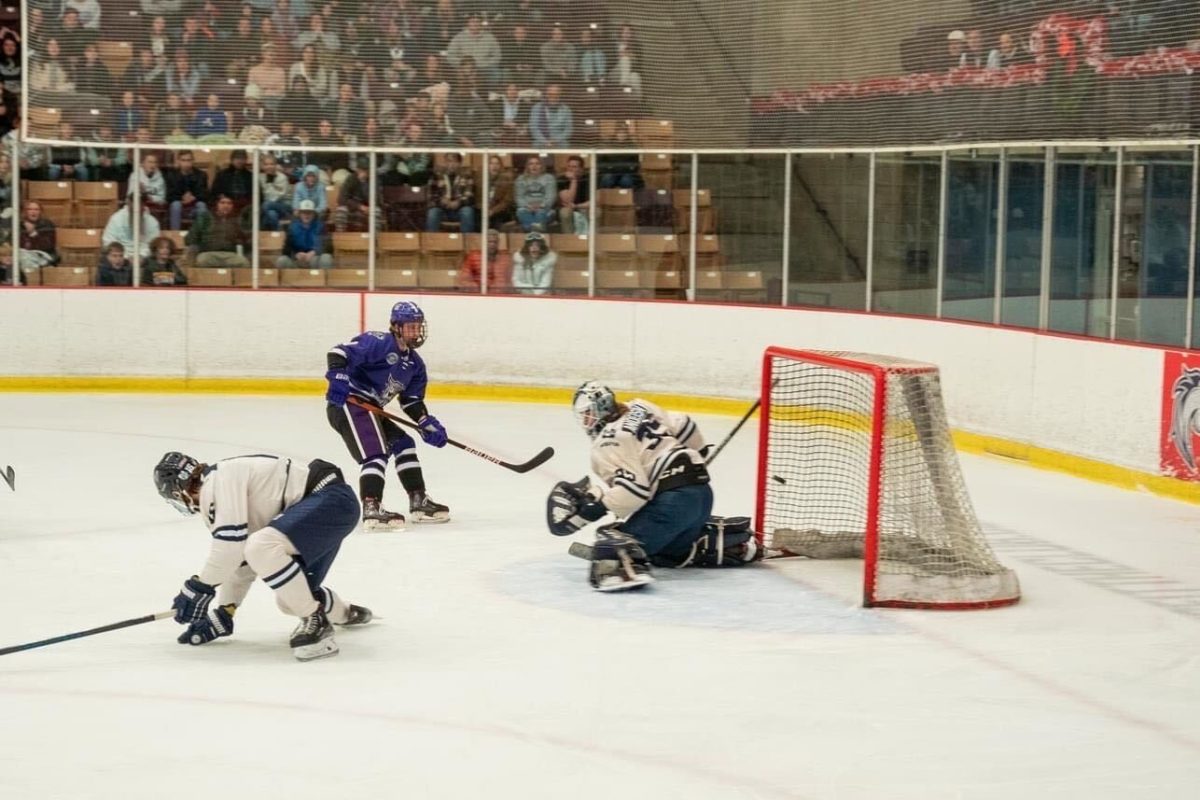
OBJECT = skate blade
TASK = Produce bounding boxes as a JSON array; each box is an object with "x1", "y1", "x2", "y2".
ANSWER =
[
  {"x1": 411, "y1": 512, "x2": 451, "y2": 524},
  {"x1": 362, "y1": 520, "x2": 406, "y2": 533},
  {"x1": 293, "y1": 638, "x2": 340, "y2": 661},
  {"x1": 594, "y1": 574, "x2": 655, "y2": 593}
]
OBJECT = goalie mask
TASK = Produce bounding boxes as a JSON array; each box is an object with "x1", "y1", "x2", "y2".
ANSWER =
[
  {"x1": 572, "y1": 381, "x2": 617, "y2": 439},
  {"x1": 390, "y1": 301, "x2": 427, "y2": 349},
  {"x1": 154, "y1": 451, "x2": 202, "y2": 516}
]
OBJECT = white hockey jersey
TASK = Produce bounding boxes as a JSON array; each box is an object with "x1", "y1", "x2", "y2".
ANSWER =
[
  {"x1": 588, "y1": 399, "x2": 707, "y2": 519},
  {"x1": 195, "y1": 455, "x2": 312, "y2": 603}
]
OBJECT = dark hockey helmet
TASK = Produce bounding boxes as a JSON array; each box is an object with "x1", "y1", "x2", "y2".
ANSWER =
[
  {"x1": 154, "y1": 451, "x2": 202, "y2": 516},
  {"x1": 572, "y1": 381, "x2": 617, "y2": 439},
  {"x1": 390, "y1": 300, "x2": 427, "y2": 348}
]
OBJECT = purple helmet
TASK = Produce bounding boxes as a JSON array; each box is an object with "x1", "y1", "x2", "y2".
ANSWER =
[{"x1": 389, "y1": 301, "x2": 427, "y2": 348}]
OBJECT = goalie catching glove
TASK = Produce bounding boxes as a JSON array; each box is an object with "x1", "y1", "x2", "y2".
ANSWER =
[{"x1": 546, "y1": 477, "x2": 608, "y2": 536}]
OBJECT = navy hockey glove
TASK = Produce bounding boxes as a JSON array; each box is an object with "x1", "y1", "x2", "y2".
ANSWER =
[
  {"x1": 546, "y1": 478, "x2": 607, "y2": 536},
  {"x1": 325, "y1": 370, "x2": 350, "y2": 406},
  {"x1": 171, "y1": 576, "x2": 216, "y2": 624},
  {"x1": 178, "y1": 604, "x2": 236, "y2": 646},
  {"x1": 417, "y1": 415, "x2": 447, "y2": 448}
]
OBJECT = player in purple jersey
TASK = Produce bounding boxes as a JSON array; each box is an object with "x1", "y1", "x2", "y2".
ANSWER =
[{"x1": 325, "y1": 301, "x2": 450, "y2": 531}]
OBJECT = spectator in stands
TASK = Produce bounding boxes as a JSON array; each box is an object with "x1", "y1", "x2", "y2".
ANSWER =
[
  {"x1": 271, "y1": 0, "x2": 301, "y2": 43},
  {"x1": 529, "y1": 84, "x2": 573, "y2": 148},
  {"x1": 448, "y1": 65, "x2": 497, "y2": 148},
  {"x1": 0, "y1": 37, "x2": 20, "y2": 96},
  {"x1": 987, "y1": 32, "x2": 1025, "y2": 69},
  {"x1": 259, "y1": 154, "x2": 292, "y2": 231},
  {"x1": 963, "y1": 29, "x2": 986, "y2": 68},
  {"x1": 145, "y1": 15, "x2": 171, "y2": 60},
  {"x1": 579, "y1": 28, "x2": 606, "y2": 85},
  {"x1": 47, "y1": 123, "x2": 88, "y2": 182},
  {"x1": 188, "y1": 94, "x2": 230, "y2": 137},
  {"x1": 429, "y1": 0, "x2": 459, "y2": 55},
  {"x1": 19, "y1": 200, "x2": 60, "y2": 272},
  {"x1": 420, "y1": 55, "x2": 451, "y2": 105},
  {"x1": 248, "y1": 43, "x2": 288, "y2": 111},
  {"x1": 226, "y1": 16, "x2": 258, "y2": 79},
  {"x1": 166, "y1": 50, "x2": 201, "y2": 103},
  {"x1": 292, "y1": 164, "x2": 328, "y2": 215},
  {"x1": 598, "y1": 123, "x2": 644, "y2": 187},
  {"x1": 610, "y1": 41, "x2": 642, "y2": 98},
  {"x1": 178, "y1": 16, "x2": 214, "y2": 75},
  {"x1": 211, "y1": 150, "x2": 254, "y2": 208},
  {"x1": 84, "y1": 130, "x2": 130, "y2": 182},
  {"x1": 612, "y1": 23, "x2": 641, "y2": 64},
  {"x1": 65, "y1": 0, "x2": 102, "y2": 31},
  {"x1": 427, "y1": 99, "x2": 455, "y2": 147},
  {"x1": 30, "y1": 38, "x2": 75, "y2": 95},
  {"x1": 308, "y1": 117, "x2": 345, "y2": 149},
  {"x1": 289, "y1": 43, "x2": 338, "y2": 109},
  {"x1": 503, "y1": 24, "x2": 538, "y2": 87},
  {"x1": 333, "y1": 83, "x2": 370, "y2": 140},
  {"x1": 187, "y1": 194, "x2": 251, "y2": 268},
  {"x1": 295, "y1": 13, "x2": 341, "y2": 67},
  {"x1": 540, "y1": 26, "x2": 577, "y2": 84},
  {"x1": 426, "y1": 153, "x2": 477, "y2": 233},
  {"x1": 511, "y1": 231, "x2": 556, "y2": 295},
  {"x1": 557, "y1": 155, "x2": 591, "y2": 234},
  {"x1": 142, "y1": 235, "x2": 188, "y2": 286},
  {"x1": 135, "y1": 49, "x2": 168, "y2": 105},
  {"x1": 97, "y1": 242, "x2": 134, "y2": 286},
  {"x1": 239, "y1": 85, "x2": 278, "y2": 133},
  {"x1": 380, "y1": 134, "x2": 431, "y2": 186},
  {"x1": 132, "y1": 153, "x2": 169, "y2": 223},
  {"x1": 57, "y1": 10, "x2": 95, "y2": 64},
  {"x1": 277, "y1": 199, "x2": 332, "y2": 268},
  {"x1": 103, "y1": 200, "x2": 162, "y2": 260},
  {"x1": 947, "y1": 30, "x2": 966, "y2": 69},
  {"x1": 156, "y1": 93, "x2": 189, "y2": 138},
  {"x1": 167, "y1": 150, "x2": 210, "y2": 231},
  {"x1": 458, "y1": 228, "x2": 511, "y2": 292},
  {"x1": 75, "y1": 42, "x2": 113, "y2": 98},
  {"x1": 514, "y1": 156, "x2": 557, "y2": 232},
  {"x1": 447, "y1": 15, "x2": 502, "y2": 87},
  {"x1": 334, "y1": 163, "x2": 376, "y2": 233},
  {"x1": 141, "y1": 2, "x2": 185, "y2": 20},
  {"x1": 493, "y1": 83, "x2": 531, "y2": 146},
  {"x1": 0, "y1": 153, "x2": 11, "y2": 220},
  {"x1": 487, "y1": 154, "x2": 516, "y2": 230},
  {"x1": 114, "y1": 91, "x2": 146, "y2": 141}
]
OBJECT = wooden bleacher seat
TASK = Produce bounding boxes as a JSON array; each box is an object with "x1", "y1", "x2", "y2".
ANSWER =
[
  {"x1": 637, "y1": 234, "x2": 682, "y2": 271},
  {"x1": 279, "y1": 269, "x2": 328, "y2": 288},
  {"x1": 633, "y1": 119, "x2": 675, "y2": 149},
  {"x1": 596, "y1": 233, "x2": 637, "y2": 271},
  {"x1": 596, "y1": 270, "x2": 645, "y2": 296},
  {"x1": 232, "y1": 267, "x2": 281, "y2": 287},
  {"x1": 375, "y1": 268, "x2": 420, "y2": 289},
  {"x1": 188, "y1": 267, "x2": 234, "y2": 287},
  {"x1": 695, "y1": 269, "x2": 724, "y2": 301},
  {"x1": 674, "y1": 189, "x2": 714, "y2": 234},
  {"x1": 550, "y1": 233, "x2": 589, "y2": 270},
  {"x1": 377, "y1": 232, "x2": 421, "y2": 270},
  {"x1": 724, "y1": 270, "x2": 767, "y2": 303},
  {"x1": 27, "y1": 107, "x2": 62, "y2": 139},
  {"x1": 332, "y1": 232, "x2": 371, "y2": 269},
  {"x1": 27, "y1": 181, "x2": 73, "y2": 222},
  {"x1": 696, "y1": 234, "x2": 721, "y2": 269},
  {"x1": 257, "y1": 231, "x2": 285, "y2": 260},
  {"x1": 551, "y1": 269, "x2": 590, "y2": 295},
  {"x1": 422, "y1": 232, "x2": 464, "y2": 270},
  {"x1": 57, "y1": 228, "x2": 102, "y2": 268},
  {"x1": 640, "y1": 153, "x2": 674, "y2": 191},
  {"x1": 40, "y1": 266, "x2": 92, "y2": 287},
  {"x1": 417, "y1": 269, "x2": 460, "y2": 290},
  {"x1": 597, "y1": 188, "x2": 636, "y2": 231},
  {"x1": 73, "y1": 182, "x2": 120, "y2": 228},
  {"x1": 326, "y1": 269, "x2": 370, "y2": 289}
]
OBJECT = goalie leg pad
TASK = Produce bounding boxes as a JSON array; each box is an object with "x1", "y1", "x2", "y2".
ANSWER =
[
  {"x1": 690, "y1": 516, "x2": 763, "y2": 568},
  {"x1": 589, "y1": 528, "x2": 655, "y2": 592}
]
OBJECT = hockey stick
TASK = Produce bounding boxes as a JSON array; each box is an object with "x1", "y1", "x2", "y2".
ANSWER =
[
  {"x1": 0, "y1": 610, "x2": 174, "y2": 656},
  {"x1": 348, "y1": 396, "x2": 555, "y2": 474},
  {"x1": 1, "y1": 465, "x2": 13, "y2": 491}
]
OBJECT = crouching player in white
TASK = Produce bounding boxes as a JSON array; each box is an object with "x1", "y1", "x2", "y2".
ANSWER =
[
  {"x1": 154, "y1": 451, "x2": 373, "y2": 661},
  {"x1": 547, "y1": 382, "x2": 762, "y2": 592}
]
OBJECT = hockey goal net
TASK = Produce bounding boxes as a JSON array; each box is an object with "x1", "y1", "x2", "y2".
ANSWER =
[{"x1": 755, "y1": 348, "x2": 1020, "y2": 609}]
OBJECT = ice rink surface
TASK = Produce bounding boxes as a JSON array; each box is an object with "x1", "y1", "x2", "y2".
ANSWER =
[{"x1": 2, "y1": 393, "x2": 1199, "y2": 799}]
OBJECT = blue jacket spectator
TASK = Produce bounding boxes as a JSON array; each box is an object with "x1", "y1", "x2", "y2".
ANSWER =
[
  {"x1": 277, "y1": 199, "x2": 332, "y2": 268},
  {"x1": 529, "y1": 85, "x2": 573, "y2": 148}
]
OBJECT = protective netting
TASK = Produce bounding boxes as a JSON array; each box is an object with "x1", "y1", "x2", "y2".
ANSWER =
[
  {"x1": 16, "y1": 2, "x2": 1200, "y2": 149},
  {"x1": 760, "y1": 350, "x2": 1020, "y2": 608}
]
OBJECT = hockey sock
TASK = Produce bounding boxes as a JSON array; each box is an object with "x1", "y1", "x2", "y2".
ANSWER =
[
  {"x1": 359, "y1": 472, "x2": 385, "y2": 503},
  {"x1": 245, "y1": 527, "x2": 320, "y2": 617},
  {"x1": 314, "y1": 586, "x2": 351, "y2": 625},
  {"x1": 398, "y1": 467, "x2": 426, "y2": 494}
]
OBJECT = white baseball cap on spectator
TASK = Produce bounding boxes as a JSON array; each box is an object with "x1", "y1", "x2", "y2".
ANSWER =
[
  {"x1": 947, "y1": 30, "x2": 966, "y2": 41},
  {"x1": 297, "y1": 200, "x2": 317, "y2": 214},
  {"x1": 245, "y1": 84, "x2": 262, "y2": 100}
]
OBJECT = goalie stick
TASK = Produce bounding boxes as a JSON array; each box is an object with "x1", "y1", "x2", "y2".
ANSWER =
[
  {"x1": 348, "y1": 396, "x2": 555, "y2": 474},
  {"x1": 1, "y1": 465, "x2": 12, "y2": 491},
  {"x1": 704, "y1": 379, "x2": 776, "y2": 466},
  {"x1": 0, "y1": 610, "x2": 173, "y2": 656}
]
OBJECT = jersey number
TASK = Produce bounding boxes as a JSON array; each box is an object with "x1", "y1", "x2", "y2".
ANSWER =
[{"x1": 634, "y1": 419, "x2": 665, "y2": 450}]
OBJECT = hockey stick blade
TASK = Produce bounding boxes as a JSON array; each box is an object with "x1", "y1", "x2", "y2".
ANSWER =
[
  {"x1": 1, "y1": 465, "x2": 13, "y2": 491},
  {"x1": 348, "y1": 397, "x2": 555, "y2": 474},
  {"x1": 0, "y1": 610, "x2": 173, "y2": 656},
  {"x1": 568, "y1": 541, "x2": 594, "y2": 560}
]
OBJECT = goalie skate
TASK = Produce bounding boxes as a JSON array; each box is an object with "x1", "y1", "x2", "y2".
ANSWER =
[
  {"x1": 362, "y1": 497, "x2": 406, "y2": 532},
  {"x1": 588, "y1": 531, "x2": 655, "y2": 592},
  {"x1": 409, "y1": 491, "x2": 450, "y2": 524},
  {"x1": 290, "y1": 609, "x2": 339, "y2": 662}
]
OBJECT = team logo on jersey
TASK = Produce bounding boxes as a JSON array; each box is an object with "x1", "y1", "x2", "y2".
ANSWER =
[
  {"x1": 387, "y1": 352, "x2": 399, "y2": 365},
  {"x1": 1169, "y1": 367, "x2": 1200, "y2": 469}
]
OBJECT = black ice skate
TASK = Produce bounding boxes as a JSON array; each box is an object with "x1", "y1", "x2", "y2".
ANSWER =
[
  {"x1": 290, "y1": 609, "x2": 338, "y2": 661},
  {"x1": 409, "y1": 491, "x2": 450, "y2": 524},
  {"x1": 589, "y1": 530, "x2": 655, "y2": 592},
  {"x1": 362, "y1": 497, "x2": 406, "y2": 532},
  {"x1": 338, "y1": 604, "x2": 373, "y2": 626}
]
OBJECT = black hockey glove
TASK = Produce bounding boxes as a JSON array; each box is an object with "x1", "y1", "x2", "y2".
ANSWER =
[
  {"x1": 546, "y1": 478, "x2": 607, "y2": 536},
  {"x1": 178, "y1": 604, "x2": 236, "y2": 646},
  {"x1": 171, "y1": 576, "x2": 216, "y2": 624}
]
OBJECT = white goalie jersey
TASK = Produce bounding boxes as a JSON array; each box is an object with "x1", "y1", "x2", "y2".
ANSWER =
[
  {"x1": 195, "y1": 455, "x2": 312, "y2": 603},
  {"x1": 588, "y1": 399, "x2": 707, "y2": 519}
]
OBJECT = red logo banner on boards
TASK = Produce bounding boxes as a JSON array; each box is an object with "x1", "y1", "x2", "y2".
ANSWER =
[{"x1": 1161, "y1": 351, "x2": 1200, "y2": 479}]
